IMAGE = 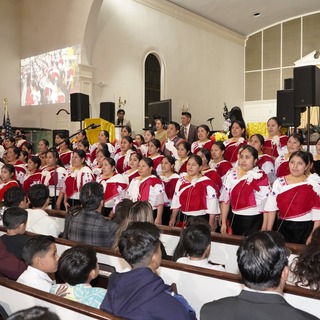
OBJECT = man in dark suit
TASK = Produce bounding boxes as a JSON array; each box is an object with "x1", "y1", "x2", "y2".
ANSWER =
[
  {"x1": 179, "y1": 112, "x2": 198, "y2": 145},
  {"x1": 200, "y1": 231, "x2": 318, "y2": 320}
]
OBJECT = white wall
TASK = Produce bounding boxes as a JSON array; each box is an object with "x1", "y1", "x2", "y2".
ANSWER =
[{"x1": 0, "y1": 0, "x2": 245, "y2": 133}]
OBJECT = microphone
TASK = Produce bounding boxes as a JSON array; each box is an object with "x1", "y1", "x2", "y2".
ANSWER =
[
  {"x1": 207, "y1": 117, "x2": 215, "y2": 122},
  {"x1": 89, "y1": 124, "x2": 101, "y2": 129}
]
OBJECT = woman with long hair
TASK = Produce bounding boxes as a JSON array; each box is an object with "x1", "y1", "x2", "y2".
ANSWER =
[
  {"x1": 170, "y1": 155, "x2": 220, "y2": 230},
  {"x1": 154, "y1": 118, "x2": 167, "y2": 145},
  {"x1": 264, "y1": 151, "x2": 320, "y2": 244},
  {"x1": 223, "y1": 120, "x2": 247, "y2": 165},
  {"x1": 147, "y1": 139, "x2": 163, "y2": 175},
  {"x1": 92, "y1": 147, "x2": 110, "y2": 178},
  {"x1": 262, "y1": 117, "x2": 288, "y2": 158},
  {"x1": 126, "y1": 157, "x2": 165, "y2": 225},
  {"x1": 114, "y1": 136, "x2": 136, "y2": 174},
  {"x1": 55, "y1": 132, "x2": 73, "y2": 170},
  {"x1": 140, "y1": 129, "x2": 155, "y2": 157},
  {"x1": 175, "y1": 141, "x2": 191, "y2": 176},
  {"x1": 220, "y1": 145, "x2": 269, "y2": 236},
  {"x1": 122, "y1": 152, "x2": 142, "y2": 184},
  {"x1": 0, "y1": 164, "x2": 20, "y2": 202},
  {"x1": 63, "y1": 150, "x2": 94, "y2": 209},
  {"x1": 6, "y1": 146, "x2": 27, "y2": 185},
  {"x1": 40, "y1": 150, "x2": 67, "y2": 209},
  {"x1": 274, "y1": 133, "x2": 303, "y2": 177},
  {"x1": 209, "y1": 141, "x2": 232, "y2": 183},
  {"x1": 96, "y1": 157, "x2": 128, "y2": 217},
  {"x1": 249, "y1": 133, "x2": 276, "y2": 185},
  {"x1": 77, "y1": 138, "x2": 93, "y2": 168},
  {"x1": 23, "y1": 156, "x2": 42, "y2": 194},
  {"x1": 160, "y1": 156, "x2": 180, "y2": 225},
  {"x1": 90, "y1": 130, "x2": 115, "y2": 160},
  {"x1": 191, "y1": 125, "x2": 213, "y2": 155}
]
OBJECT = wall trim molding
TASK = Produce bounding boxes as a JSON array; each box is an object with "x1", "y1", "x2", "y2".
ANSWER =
[{"x1": 133, "y1": 0, "x2": 246, "y2": 46}]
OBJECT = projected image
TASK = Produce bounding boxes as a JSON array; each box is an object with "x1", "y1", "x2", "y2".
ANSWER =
[{"x1": 21, "y1": 45, "x2": 81, "y2": 106}]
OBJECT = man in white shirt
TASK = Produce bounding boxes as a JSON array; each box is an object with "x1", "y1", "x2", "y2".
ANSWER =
[
  {"x1": 26, "y1": 184, "x2": 61, "y2": 237},
  {"x1": 17, "y1": 235, "x2": 58, "y2": 292}
]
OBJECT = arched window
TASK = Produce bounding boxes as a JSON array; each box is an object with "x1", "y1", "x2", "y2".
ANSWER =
[{"x1": 145, "y1": 53, "x2": 161, "y2": 128}]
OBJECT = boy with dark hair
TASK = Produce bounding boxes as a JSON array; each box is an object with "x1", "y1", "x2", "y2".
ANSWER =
[
  {"x1": 50, "y1": 245, "x2": 106, "y2": 308},
  {"x1": 3, "y1": 186, "x2": 29, "y2": 208},
  {"x1": 1, "y1": 207, "x2": 30, "y2": 259},
  {"x1": 27, "y1": 184, "x2": 61, "y2": 237},
  {"x1": 17, "y1": 235, "x2": 59, "y2": 292},
  {"x1": 100, "y1": 222, "x2": 196, "y2": 319},
  {"x1": 176, "y1": 224, "x2": 224, "y2": 271}
]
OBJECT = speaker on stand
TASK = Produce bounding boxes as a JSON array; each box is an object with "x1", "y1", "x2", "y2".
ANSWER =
[
  {"x1": 100, "y1": 102, "x2": 115, "y2": 124},
  {"x1": 70, "y1": 93, "x2": 90, "y2": 129}
]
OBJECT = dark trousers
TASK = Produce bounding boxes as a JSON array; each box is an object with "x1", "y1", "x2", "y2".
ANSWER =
[
  {"x1": 230, "y1": 213, "x2": 263, "y2": 236},
  {"x1": 277, "y1": 219, "x2": 313, "y2": 244}
]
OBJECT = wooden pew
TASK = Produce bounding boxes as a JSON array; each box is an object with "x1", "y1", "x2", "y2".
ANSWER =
[
  {"x1": 0, "y1": 277, "x2": 122, "y2": 320},
  {"x1": 0, "y1": 227, "x2": 319, "y2": 318}
]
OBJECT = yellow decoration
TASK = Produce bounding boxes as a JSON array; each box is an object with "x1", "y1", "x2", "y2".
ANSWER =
[
  {"x1": 84, "y1": 118, "x2": 115, "y2": 145},
  {"x1": 247, "y1": 122, "x2": 268, "y2": 138}
]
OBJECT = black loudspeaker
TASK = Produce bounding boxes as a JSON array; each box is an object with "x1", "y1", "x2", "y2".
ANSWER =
[
  {"x1": 284, "y1": 78, "x2": 294, "y2": 90},
  {"x1": 277, "y1": 90, "x2": 301, "y2": 127},
  {"x1": 70, "y1": 93, "x2": 90, "y2": 121},
  {"x1": 100, "y1": 102, "x2": 115, "y2": 123},
  {"x1": 52, "y1": 130, "x2": 69, "y2": 145},
  {"x1": 294, "y1": 65, "x2": 320, "y2": 107}
]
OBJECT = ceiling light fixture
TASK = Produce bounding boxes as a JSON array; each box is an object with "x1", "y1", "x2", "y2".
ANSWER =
[
  {"x1": 253, "y1": 12, "x2": 261, "y2": 17},
  {"x1": 314, "y1": 50, "x2": 320, "y2": 59}
]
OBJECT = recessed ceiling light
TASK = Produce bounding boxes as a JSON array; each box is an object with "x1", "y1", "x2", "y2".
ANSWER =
[{"x1": 253, "y1": 12, "x2": 261, "y2": 17}]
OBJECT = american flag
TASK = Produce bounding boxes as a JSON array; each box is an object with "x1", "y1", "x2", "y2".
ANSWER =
[
  {"x1": 1, "y1": 112, "x2": 5, "y2": 141},
  {"x1": 5, "y1": 108, "x2": 12, "y2": 139}
]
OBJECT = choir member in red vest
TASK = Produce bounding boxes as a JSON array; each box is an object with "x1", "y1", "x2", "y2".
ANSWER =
[
  {"x1": 262, "y1": 117, "x2": 288, "y2": 158},
  {"x1": 123, "y1": 152, "x2": 142, "y2": 184},
  {"x1": 40, "y1": 150, "x2": 67, "y2": 210},
  {"x1": 6, "y1": 147, "x2": 27, "y2": 185},
  {"x1": 63, "y1": 150, "x2": 94, "y2": 209},
  {"x1": 249, "y1": 134, "x2": 276, "y2": 185},
  {"x1": 36, "y1": 139, "x2": 49, "y2": 156},
  {"x1": 96, "y1": 157, "x2": 128, "y2": 217},
  {"x1": 191, "y1": 125, "x2": 213, "y2": 155},
  {"x1": 77, "y1": 139, "x2": 93, "y2": 168},
  {"x1": 90, "y1": 130, "x2": 115, "y2": 160},
  {"x1": 147, "y1": 139, "x2": 164, "y2": 176},
  {"x1": 197, "y1": 148, "x2": 222, "y2": 191},
  {"x1": 23, "y1": 156, "x2": 42, "y2": 194},
  {"x1": 223, "y1": 120, "x2": 248, "y2": 166},
  {"x1": 209, "y1": 142, "x2": 232, "y2": 183},
  {"x1": 265, "y1": 151, "x2": 320, "y2": 244},
  {"x1": 275, "y1": 133, "x2": 303, "y2": 178},
  {"x1": 175, "y1": 141, "x2": 191, "y2": 176},
  {"x1": 0, "y1": 164, "x2": 20, "y2": 202},
  {"x1": 170, "y1": 155, "x2": 220, "y2": 230},
  {"x1": 160, "y1": 156, "x2": 180, "y2": 225},
  {"x1": 140, "y1": 129, "x2": 155, "y2": 157},
  {"x1": 126, "y1": 157, "x2": 165, "y2": 225},
  {"x1": 55, "y1": 132, "x2": 73, "y2": 170},
  {"x1": 114, "y1": 136, "x2": 136, "y2": 174},
  {"x1": 220, "y1": 145, "x2": 269, "y2": 236}
]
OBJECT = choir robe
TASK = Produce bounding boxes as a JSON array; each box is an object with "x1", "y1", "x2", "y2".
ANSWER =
[
  {"x1": 41, "y1": 167, "x2": 67, "y2": 197},
  {"x1": 0, "y1": 180, "x2": 19, "y2": 202},
  {"x1": 23, "y1": 170, "x2": 42, "y2": 194},
  {"x1": 262, "y1": 135, "x2": 288, "y2": 158},
  {"x1": 191, "y1": 140, "x2": 213, "y2": 156},
  {"x1": 223, "y1": 138, "x2": 248, "y2": 165}
]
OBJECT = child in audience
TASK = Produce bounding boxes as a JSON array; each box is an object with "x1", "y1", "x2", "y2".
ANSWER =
[
  {"x1": 176, "y1": 223, "x2": 225, "y2": 271},
  {"x1": 100, "y1": 222, "x2": 196, "y2": 320},
  {"x1": 17, "y1": 235, "x2": 59, "y2": 292},
  {"x1": 50, "y1": 245, "x2": 106, "y2": 308},
  {"x1": 1, "y1": 207, "x2": 30, "y2": 260}
]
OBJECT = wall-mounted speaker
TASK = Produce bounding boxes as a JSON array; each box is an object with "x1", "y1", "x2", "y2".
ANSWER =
[
  {"x1": 277, "y1": 89, "x2": 302, "y2": 127},
  {"x1": 294, "y1": 65, "x2": 320, "y2": 107},
  {"x1": 100, "y1": 102, "x2": 115, "y2": 123},
  {"x1": 70, "y1": 93, "x2": 90, "y2": 121}
]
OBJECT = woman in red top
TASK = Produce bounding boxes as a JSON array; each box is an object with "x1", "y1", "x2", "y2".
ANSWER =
[
  {"x1": 55, "y1": 132, "x2": 73, "y2": 170},
  {"x1": 23, "y1": 156, "x2": 42, "y2": 194},
  {"x1": 96, "y1": 157, "x2": 128, "y2": 217},
  {"x1": 114, "y1": 136, "x2": 136, "y2": 174},
  {"x1": 175, "y1": 141, "x2": 191, "y2": 176},
  {"x1": 191, "y1": 125, "x2": 213, "y2": 155},
  {"x1": 160, "y1": 155, "x2": 180, "y2": 225},
  {"x1": 123, "y1": 152, "x2": 142, "y2": 184},
  {"x1": 0, "y1": 164, "x2": 20, "y2": 202},
  {"x1": 148, "y1": 139, "x2": 164, "y2": 176},
  {"x1": 6, "y1": 146, "x2": 27, "y2": 185}
]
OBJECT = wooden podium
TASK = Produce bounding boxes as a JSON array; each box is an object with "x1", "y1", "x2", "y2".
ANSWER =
[{"x1": 84, "y1": 118, "x2": 115, "y2": 144}]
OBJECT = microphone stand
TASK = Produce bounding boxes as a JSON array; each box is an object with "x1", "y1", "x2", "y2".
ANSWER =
[
  {"x1": 47, "y1": 123, "x2": 99, "y2": 210},
  {"x1": 207, "y1": 119, "x2": 214, "y2": 131}
]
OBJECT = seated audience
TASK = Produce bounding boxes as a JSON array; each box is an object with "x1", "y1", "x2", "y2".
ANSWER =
[
  {"x1": 3, "y1": 186, "x2": 29, "y2": 209},
  {"x1": 200, "y1": 231, "x2": 318, "y2": 320},
  {"x1": 27, "y1": 184, "x2": 61, "y2": 237},
  {"x1": 111, "y1": 198, "x2": 133, "y2": 225},
  {"x1": 290, "y1": 226, "x2": 320, "y2": 290},
  {"x1": 50, "y1": 245, "x2": 106, "y2": 308},
  {"x1": 17, "y1": 235, "x2": 58, "y2": 292},
  {"x1": 176, "y1": 223, "x2": 224, "y2": 271},
  {"x1": 1, "y1": 207, "x2": 30, "y2": 259},
  {"x1": 67, "y1": 182, "x2": 118, "y2": 248},
  {"x1": 100, "y1": 222, "x2": 196, "y2": 320}
]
